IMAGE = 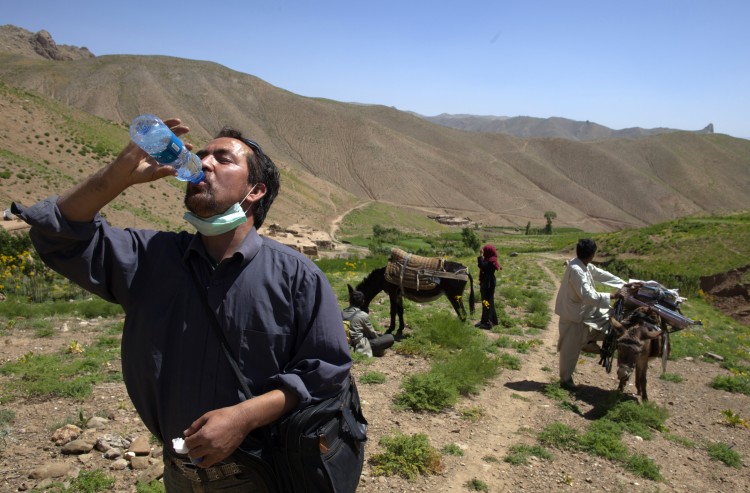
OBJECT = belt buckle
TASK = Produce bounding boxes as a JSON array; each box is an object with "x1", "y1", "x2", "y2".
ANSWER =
[{"x1": 174, "y1": 458, "x2": 202, "y2": 482}]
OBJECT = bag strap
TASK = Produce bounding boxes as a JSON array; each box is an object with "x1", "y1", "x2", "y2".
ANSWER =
[{"x1": 188, "y1": 265, "x2": 254, "y2": 399}]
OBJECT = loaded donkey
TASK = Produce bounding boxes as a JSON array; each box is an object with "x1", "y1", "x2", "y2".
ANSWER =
[{"x1": 611, "y1": 306, "x2": 671, "y2": 401}]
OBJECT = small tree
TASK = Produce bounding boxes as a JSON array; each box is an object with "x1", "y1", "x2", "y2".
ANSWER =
[
  {"x1": 462, "y1": 227, "x2": 481, "y2": 251},
  {"x1": 543, "y1": 211, "x2": 557, "y2": 235},
  {"x1": 525, "y1": 221, "x2": 531, "y2": 235}
]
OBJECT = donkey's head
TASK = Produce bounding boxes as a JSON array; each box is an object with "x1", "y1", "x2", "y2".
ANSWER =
[{"x1": 612, "y1": 307, "x2": 663, "y2": 384}]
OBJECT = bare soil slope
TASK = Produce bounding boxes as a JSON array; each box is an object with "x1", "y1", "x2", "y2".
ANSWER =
[{"x1": 2, "y1": 26, "x2": 750, "y2": 234}]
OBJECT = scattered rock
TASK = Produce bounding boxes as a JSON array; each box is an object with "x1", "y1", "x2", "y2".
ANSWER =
[
  {"x1": 28, "y1": 462, "x2": 75, "y2": 479},
  {"x1": 61, "y1": 439, "x2": 95, "y2": 455},
  {"x1": 136, "y1": 463, "x2": 165, "y2": 485},
  {"x1": 128, "y1": 435, "x2": 152, "y2": 456},
  {"x1": 103, "y1": 448, "x2": 123, "y2": 460},
  {"x1": 110, "y1": 458, "x2": 129, "y2": 470},
  {"x1": 86, "y1": 416, "x2": 109, "y2": 429},
  {"x1": 130, "y1": 456, "x2": 151, "y2": 470},
  {"x1": 50, "y1": 424, "x2": 82, "y2": 445}
]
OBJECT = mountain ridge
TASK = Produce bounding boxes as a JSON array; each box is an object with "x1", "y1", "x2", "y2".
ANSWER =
[{"x1": 418, "y1": 113, "x2": 715, "y2": 141}]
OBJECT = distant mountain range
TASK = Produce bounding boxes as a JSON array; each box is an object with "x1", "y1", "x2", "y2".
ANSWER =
[
  {"x1": 418, "y1": 113, "x2": 714, "y2": 141},
  {"x1": 1, "y1": 25, "x2": 748, "y2": 235}
]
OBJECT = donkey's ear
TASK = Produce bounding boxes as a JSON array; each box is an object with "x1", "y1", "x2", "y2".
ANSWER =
[{"x1": 347, "y1": 284, "x2": 354, "y2": 295}]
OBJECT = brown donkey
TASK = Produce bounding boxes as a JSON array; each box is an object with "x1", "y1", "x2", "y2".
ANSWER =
[{"x1": 611, "y1": 306, "x2": 671, "y2": 401}]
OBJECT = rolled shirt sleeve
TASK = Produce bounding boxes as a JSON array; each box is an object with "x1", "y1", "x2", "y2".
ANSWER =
[{"x1": 555, "y1": 258, "x2": 620, "y2": 324}]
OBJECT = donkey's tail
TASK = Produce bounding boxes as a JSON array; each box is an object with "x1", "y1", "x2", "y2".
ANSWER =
[{"x1": 468, "y1": 272, "x2": 475, "y2": 316}]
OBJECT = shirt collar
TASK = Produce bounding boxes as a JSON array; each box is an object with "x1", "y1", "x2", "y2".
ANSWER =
[{"x1": 183, "y1": 227, "x2": 263, "y2": 267}]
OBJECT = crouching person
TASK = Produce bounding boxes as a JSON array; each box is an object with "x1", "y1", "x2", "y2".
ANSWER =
[{"x1": 344, "y1": 286, "x2": 395, "y2": 357}]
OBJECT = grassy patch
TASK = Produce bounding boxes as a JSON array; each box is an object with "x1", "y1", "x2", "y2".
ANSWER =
[
  {"x1": 360, "y1": 371, "x2": 387, "y2": 384},
  {"x1": 0, "y1": 332, "x2": 122, "y2": 402},
  {"x1": 624, "y1": 454, "x2": 663, "y2": 481},
  {"x1": 604, "y1": 400, "x2": 669, "y2": 439},
  {"x1": 596, "y1": 213, "x2": 750, "y2": 297},
  {"x1": 393, "y1": 314, "x2": 500, "y2": 412},
  {"x1": 460, "y1": 406, "x2": 483, "y2": 422},
  {"x1": 706, "y1": 442, "x2": 742, "y2": 468},
  {"x1": 536, "y1": 402, "x2": 669, "y2": 481},
  {"x1": 40, "y1": 469, "x2": 115, "y2": 492},
  {"x1": 663, "y1": 433, "x2": 697, "y2": 449},
  {"x1": 504, "y1": 444, "x2": 553, "y2": 465},
  {"x1": 711, "y1": 373, "x2": 750, "y2": 395},
  {"x1": 135, "y1": 481, "x2": 166, "y2": 493},
  {"x1": 659, "y1": 372, "x2": 684, "y2": 383},
  {"x1": 538, "y1": 423, "x2": 579, "y2": 449}
]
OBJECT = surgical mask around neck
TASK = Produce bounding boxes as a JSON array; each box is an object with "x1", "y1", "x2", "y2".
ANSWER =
[{"x1": 183, "y1": 187, "x2": 256, "y2": 236}]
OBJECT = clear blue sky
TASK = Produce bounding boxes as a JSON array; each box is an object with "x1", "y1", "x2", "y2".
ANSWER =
[{"x1": 4, "y1": 0, "x2": 750, "y2": 139}]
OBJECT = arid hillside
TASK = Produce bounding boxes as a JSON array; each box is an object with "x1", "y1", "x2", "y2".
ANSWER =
[{"x1": 1, "y1": 26, "x2": 749, "y2": 233}]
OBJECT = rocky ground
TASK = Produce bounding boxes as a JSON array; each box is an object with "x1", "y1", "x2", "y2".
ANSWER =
[{"x1": 0, "y1": 258, "x2": 748, "y2": 492}]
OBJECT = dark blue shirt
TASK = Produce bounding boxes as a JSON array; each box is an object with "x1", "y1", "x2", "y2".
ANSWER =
[{"x1": 12, "y1": 198, "x2": 351, "y2": 445}]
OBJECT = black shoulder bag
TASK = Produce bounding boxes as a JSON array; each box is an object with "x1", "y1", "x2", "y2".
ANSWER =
[{"x1": 189, "y1": 267, "x2": 367, "y2": 493}]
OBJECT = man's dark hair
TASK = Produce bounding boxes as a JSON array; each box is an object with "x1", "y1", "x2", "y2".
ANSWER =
[
  {"x1": 350, "y1": 290, "x2": 365, "y2": 308},
  {"x1": 576, "y1": 238, "x2": 597, "y2": 260},
  {"x1": 215, "y1": 127, "x2": 280, "y2": 229}
]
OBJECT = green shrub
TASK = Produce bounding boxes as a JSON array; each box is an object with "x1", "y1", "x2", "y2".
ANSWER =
[
  {"x1": 395, "y1": 372, "x2": 458, "y2": 412},
  {"x1": 441, "y1": 443, "x2": 464, "y2": 456},
  {"x1": 497, "y1": 353, "x2": 521, "y2": 370},
  {"x1": 370, "y1": 433, "x2": 443, "y2": 479},
  {"x1": 604, "y1": 401, "x2": 668, "y2": 439},
  {"x1": 706, "y1": 442, "x2": 742, "y2": 468},
  {"x1": 538, "y1": 422, "x2": 579, "y2": 449},
  {"x1": 466, "y1": 478, "x2": 489, "y2": 491},
  {"x1": 624, "y1": 454, "x2": 662, "y2": 481},
  {"x1": 433, "y1": 347, "x2": 500, "y2": 396},
  {"x1": 577, "y1": 420, "x2": 628, "y2": 460},
  {"x1": 711, "y1": 374, "x2": 750, "y2": 395}
]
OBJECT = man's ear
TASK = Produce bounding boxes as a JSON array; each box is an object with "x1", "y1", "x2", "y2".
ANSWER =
[{"x1": 247, "y1": 183, "x2": 267, "y2": 202}]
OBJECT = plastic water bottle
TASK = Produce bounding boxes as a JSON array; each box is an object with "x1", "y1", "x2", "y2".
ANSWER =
[{"x1": 129, "y1": 114, "x2": 204, "y2": 183}]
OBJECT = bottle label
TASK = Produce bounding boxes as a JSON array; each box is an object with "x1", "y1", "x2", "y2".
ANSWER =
[{"x1": 150, "y1": 134, "x2": 182, "y2": 164}]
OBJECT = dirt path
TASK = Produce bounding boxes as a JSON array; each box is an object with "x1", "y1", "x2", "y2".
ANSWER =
[
  {"x1": 353, "y1": 255, "x2": 566, "y2": 492},
  {"x1": 437, "y1": 258, "x2": 563, "y2": 491},
  {"x1": 329, "y1": 201, "x2": 372, "y2": 243}
]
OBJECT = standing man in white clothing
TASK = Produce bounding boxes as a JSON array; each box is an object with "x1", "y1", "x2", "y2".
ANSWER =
[{"x1": 554, "y1": 239, "x2": 625, "y2": 390}]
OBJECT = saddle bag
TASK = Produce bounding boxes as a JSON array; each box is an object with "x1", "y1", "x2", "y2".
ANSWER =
[
  {"x1": 384, "y1": 248, "x2": 444, "y2": 291},
  {"x1": 268, "y1": 377, "x2": 367, "y2": 493}
]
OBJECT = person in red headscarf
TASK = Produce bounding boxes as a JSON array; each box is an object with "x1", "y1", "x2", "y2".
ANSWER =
[{"x1": 476, "y1": 244, "x2": 501, "y2": 329}]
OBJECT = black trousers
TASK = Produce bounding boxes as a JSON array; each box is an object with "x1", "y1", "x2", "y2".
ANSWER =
[
  {"x1": 479, "y1": 285, "x2": 498, "y2": 327},
  {"x1": 370, "y1": 333, "x2": 395, "y2": 356}
]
